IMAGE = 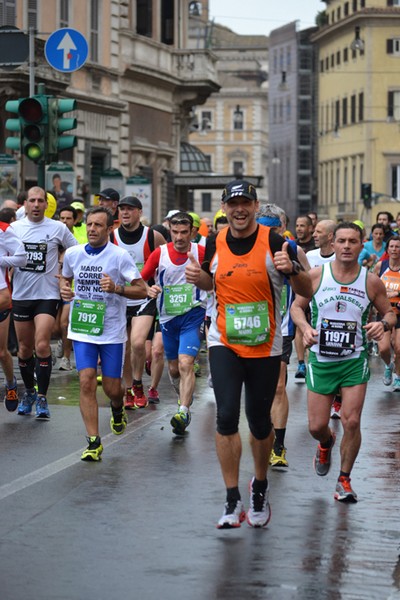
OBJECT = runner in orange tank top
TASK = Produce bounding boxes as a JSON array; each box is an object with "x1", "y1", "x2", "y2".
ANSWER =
[
  {"x1": 186, "y1": 179, "x2": 312, "y2": 529},
  {"x1": 374, "y1": 235, "x2": 400, "y2": 390}
]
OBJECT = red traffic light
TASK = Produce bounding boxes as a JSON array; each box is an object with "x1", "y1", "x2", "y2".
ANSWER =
[{"x1": 19, "y1": 97, "x2": 44, "y2": 122}]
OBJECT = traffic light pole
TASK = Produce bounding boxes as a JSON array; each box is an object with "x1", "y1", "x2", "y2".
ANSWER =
[
  {"x1": 29, "y1": 27, "x2": 35, "y2": 96},
  {"x1": 37, "y1": 160, "x2": 45, "y2": 188}
]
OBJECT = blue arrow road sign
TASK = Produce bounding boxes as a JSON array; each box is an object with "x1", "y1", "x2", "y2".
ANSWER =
[{"x1": 45, "y1": 28, "x2": 88, "y2": 73}]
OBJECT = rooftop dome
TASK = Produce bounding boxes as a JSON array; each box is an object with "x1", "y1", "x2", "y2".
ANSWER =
[{"x1": 180, "y1": 142, "x2": 212, "y2": 173}]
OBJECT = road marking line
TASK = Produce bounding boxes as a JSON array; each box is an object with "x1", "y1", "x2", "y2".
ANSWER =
[{"x1": 0, "y1": 411, "x2": 166, "y2": 501}]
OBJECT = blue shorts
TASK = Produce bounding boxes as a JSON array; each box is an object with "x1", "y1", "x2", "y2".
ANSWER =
[
  {"x1": 73, "y1": 340, "x2": 125, "y2": 378},
  {"x1": 160, "y1": 307, "x2": 205, "y2": 360}
]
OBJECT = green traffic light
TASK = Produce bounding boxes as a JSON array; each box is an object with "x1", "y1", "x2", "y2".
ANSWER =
[{"x1": 25, "y1": 143, "x2": 43, "y2": 161}]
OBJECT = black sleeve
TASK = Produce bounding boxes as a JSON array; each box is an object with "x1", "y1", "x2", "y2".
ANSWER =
[
  {"x1": 269, "y1": 230, "x2": 297, "y2": 260},
  {"x1": 202, "y1": 233, "x2": 217, "y2": 276}
]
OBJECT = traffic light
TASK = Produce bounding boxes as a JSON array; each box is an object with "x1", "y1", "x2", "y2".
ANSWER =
[
  {"x1": 19, "y1": 96, "x2": 48, "y2": 162},
  {"x1": 48, "y1": 97, "x2": 77, "y2": 160},
  {"x1": 361, "y1": 182, "x2": 372, "y2": 209},
  {"x1": 5, "y1": 99, "x2": 22, "y2": 152}
]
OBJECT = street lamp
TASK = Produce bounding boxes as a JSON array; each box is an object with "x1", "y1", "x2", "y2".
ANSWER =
[{"x1": 350, "y1": 26, "x2": 365, "y2": 52}]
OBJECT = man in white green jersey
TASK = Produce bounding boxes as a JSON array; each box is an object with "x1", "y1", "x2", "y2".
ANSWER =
[{"x1": 291, "y1": 222, "x2": 395, "y2": 503}]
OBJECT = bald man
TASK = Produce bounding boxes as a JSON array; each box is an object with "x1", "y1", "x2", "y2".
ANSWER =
[{"x1": 306, "y1": 220, "x2": 336, "y2": 268}]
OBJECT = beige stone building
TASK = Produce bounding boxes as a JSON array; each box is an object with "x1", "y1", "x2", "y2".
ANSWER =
[
  {"x1": 313, "y1": 0, "x2": 400, "y2": 226},
  {"x1": 187, "y1": 8, "x2": 268, "y2": 220},
  {"x1": 0, "y1": 0, "x2": 219, "y2": 221}
]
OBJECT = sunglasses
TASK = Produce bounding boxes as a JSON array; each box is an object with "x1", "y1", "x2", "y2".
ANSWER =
[{"x1": 170, "y1": 218, "x2": 192, "y2": 226}]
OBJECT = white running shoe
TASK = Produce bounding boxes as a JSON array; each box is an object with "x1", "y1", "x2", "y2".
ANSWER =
[
  {"x1": 247, "y1": 477, "x2": 271, "y2": 528},
  {"x1": 217, "y1": 500, "x2": 246, "y2": 529}
]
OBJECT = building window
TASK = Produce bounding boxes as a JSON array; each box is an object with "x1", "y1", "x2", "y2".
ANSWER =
[
  {"x1": 0, "y1": 0, "x2": 16, "y2": 25},
  {"x1": 342, "y1": 97, "x2": 348, "y2": 126},
  {"x1": 279, "y1": 100, "x2": 284, "y2": 122},
  {"x1": 286, "y1": 98, "x2": 291, "y2": 121},
  {"x1": 392, "y1": 165, "x2": 400, "y2": 199},
  {"x1": 92, "y1": 73, "x2": 101, "y2": 91},
  {"x1": 273, "y1": 50, "x2": 278, "y2": 74},
  {"x1": 233, "y1": 106, "x2": 243, "y2": 130},
  {"x1": 286, "y1": 47, "x2": 291, "y2": 71},
  {"x1": 233, "y1": 161, "x2": 244, "y2": 177},
  {"x1": 90, "y1": 0, "x2": 99, "y2": 62},
  {"x1": 201, "y1": 193, "x2": 211, "y2": 212},
  {"x1": 344, "y1": 2, "x2": 349, "y2": 15},
  {"x1": 388, "y1": 0, "x2": 400, "y2": 6},
  {"x1": 351, "y1": 94, "x2": 356, "y2": 123},
  {"x1": 299, "y1": 99, "x2": 311, "y2": 120},
  {"x1": 353, "y1": 0, "x2": 358, "y2": 10},
  {"x1": 320, "y1": 59, "x2": 324, "y2": 73},
  {"x1": 59, "y1": 0, "x2": 69, "y2": 27},
  {"x1": 299, "y1": 175, "x2": 310, "y2": 195},
  {"x1": 299, "y1": 49, "x2": 312, "y2": 70},
  {"x1": 331, "y1": 54, "x2": 334, "y2": 68},
  {"x1": 336, "y1": 166, "x2": 340, "y2": 204},
  {"x1": 300, "y1": 74, "x2": 311, "y2": 95},
  {"x1": 359, "y1": 92, "x2": 364, "y2": 121},
  {"x1": 27, "y1": 0, "x2": 37, "y2": 29},
  {"x1": 343, "y1": 47, "x2": 348, "y2": 62},
  {"x1": 299, "y1": 151, "x2": 311, "y2": 170},
  {"x1": 325, "y1": 56, "x2": 329, "y2": 70},
  {"x1": 388, "y1": 91, "x2": 400, "y2": 120},
  {"x1": 336, "y1": 51, "x2": 341, "y2": 65},
  {"x1": 299, "y1": 125, "x2": 311, "y2": 146},
  {"x1": 335, "y1": 100, "x2": 340, "y2": 129},
  {"x1": 137, "y1": 0, "x2": 152, "y2": 37},
  {"x1": 161, "y1": 0, "x2": 174, "y2": 45},
  {"x1": 387, "y1": 39, "x2": 400, "y2": 55}
]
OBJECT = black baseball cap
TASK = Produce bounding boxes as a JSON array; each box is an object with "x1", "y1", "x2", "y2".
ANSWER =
[
  {"x1": 97, "y1": 188, "x2": 120, "y2": 202},
  {"x1": 118, "y1": 195, "x2": 143, "y2": 210},
  {"x1": 221, "y1": 180, "x2": 258, "y2": 203}
]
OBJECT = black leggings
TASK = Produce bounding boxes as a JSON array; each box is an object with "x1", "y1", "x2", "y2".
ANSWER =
[{"x1": 209, "y1": 345, "x2": 281, "y2": 440}]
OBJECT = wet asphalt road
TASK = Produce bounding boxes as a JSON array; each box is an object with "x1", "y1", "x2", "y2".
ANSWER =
[{"x1": 0, "y1": 350, "x2": 399, "y2": 600}]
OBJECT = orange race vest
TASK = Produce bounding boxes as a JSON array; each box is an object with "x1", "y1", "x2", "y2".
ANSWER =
[{"x1": 210, "y1": 226, "x2": 281, "y2": 358}]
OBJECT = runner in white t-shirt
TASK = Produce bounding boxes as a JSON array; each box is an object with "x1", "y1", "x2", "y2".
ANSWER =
[
  {"x1": 10, "y1": 187, "x2": 77, "y2": 420},
  {"x1": 60, "y1": 206, "x2": 147, "y2": 461},
  {"x1": 0, "y1": 266, "x2": 9, "y2": 310},
  {"x1": 0, "y1": 214, "x2": 27, "y2": 411}
]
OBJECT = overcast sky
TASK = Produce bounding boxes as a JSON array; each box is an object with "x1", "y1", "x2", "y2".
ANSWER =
[{"x1": 208, "y1": 0, "x2": 324, "y2": 36}]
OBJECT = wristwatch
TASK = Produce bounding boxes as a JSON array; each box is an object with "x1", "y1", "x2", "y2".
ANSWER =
[
  {"x1": 288, "y1": 260, "x2": 302, "y2": 277},
  {"x1": 381, "y1": 319, "x2": 391, "y2": 332}
]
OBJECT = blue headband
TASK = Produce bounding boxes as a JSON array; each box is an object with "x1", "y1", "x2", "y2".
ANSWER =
[{"x1": 257, "y1": 216, "x2": 281, "y2": 227}]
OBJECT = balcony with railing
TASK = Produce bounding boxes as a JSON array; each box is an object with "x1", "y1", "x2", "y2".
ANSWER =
[{"x1": 120, "y1": 33, "x2": 219, "y2": 97}]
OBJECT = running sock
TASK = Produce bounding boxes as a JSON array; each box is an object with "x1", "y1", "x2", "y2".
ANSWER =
[
  {"x1": 339, "y1": 470, "x2": 351, "y2": 479},
  {"x1": 252, "y1": 478, "x2": 268, "y2": 494},
  {"x1": 226, "y1": 487, "x2": 241, "y2": 503},
  {"x1": 5, "y1": 376, "x2": 17, "y2": 389},
  {"x1": 133, "y1": 379, "x2": 143, "y2": 387},
  {"x1": 18, "y1": 355, "x2": 36, "y2": 389},
  {"x1": 274, "y1": 428, "x2": 286, "y2": 451},
  {"x1": 321, "y1": 435, "x2": 334, "y2": 449},
  {"x1": 298, "y1": 360, "x2": 305, "y2": 365},
  {"x1": 35, "y1": 355, "x2": 52, "y2": 396}
]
